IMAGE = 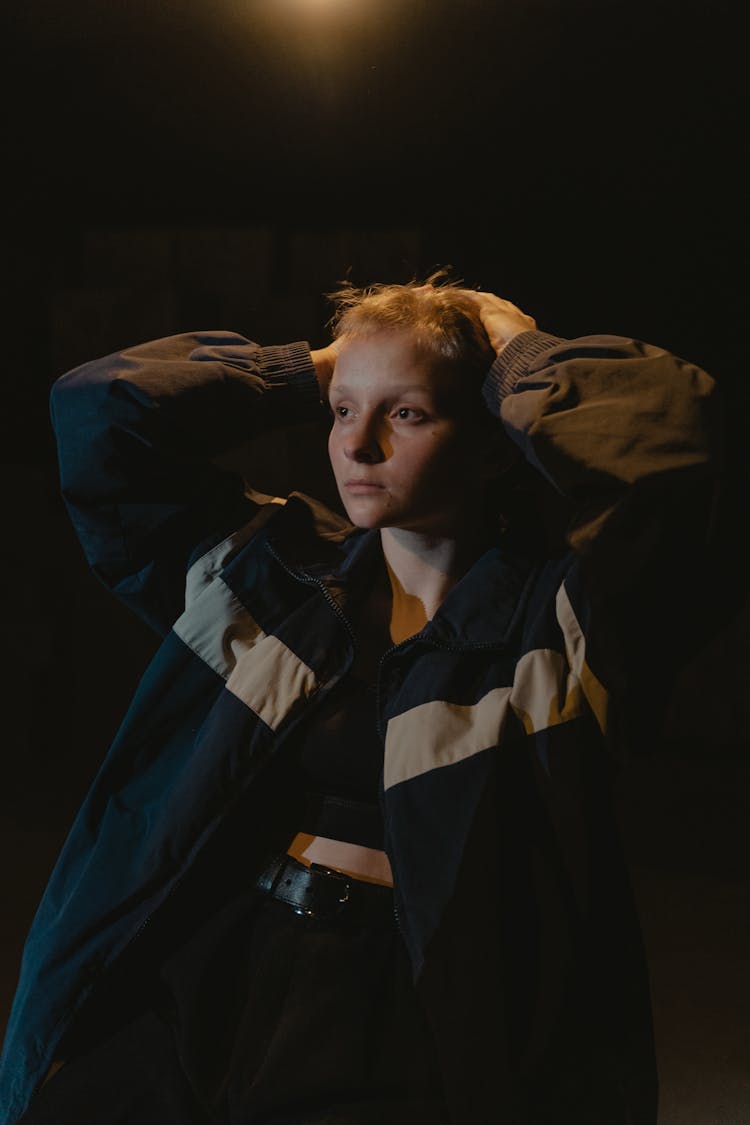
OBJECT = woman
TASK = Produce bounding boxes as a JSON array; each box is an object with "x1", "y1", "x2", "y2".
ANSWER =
[{"x1": 1, "y1": 279, "x2": 720, "y2": 1124}]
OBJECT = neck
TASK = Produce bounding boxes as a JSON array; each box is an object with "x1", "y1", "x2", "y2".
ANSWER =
[{"x1": 380, "y1": 524, "x2": 489, "y2": 624}]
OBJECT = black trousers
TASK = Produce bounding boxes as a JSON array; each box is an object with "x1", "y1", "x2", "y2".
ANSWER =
[{"x1": 21, "y1": 886, "x2": 448, "y2": 1125}]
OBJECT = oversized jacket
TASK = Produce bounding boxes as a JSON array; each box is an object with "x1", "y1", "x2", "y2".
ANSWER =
[{"x1": 0, "y1": 327, "x2": 721, "y2": 1124}]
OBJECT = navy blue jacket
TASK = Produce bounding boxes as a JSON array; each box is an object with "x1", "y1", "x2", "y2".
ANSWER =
[{"x1": 0, "y1": 328, "x2": 720, "y2": 1123}]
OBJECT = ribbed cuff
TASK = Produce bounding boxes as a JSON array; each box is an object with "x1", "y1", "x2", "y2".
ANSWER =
[
  {"x1": 259, "y1": 341, "x2": 321, "y2": 406},
  {"x1": 482, "y1": 330, "x2": 566, "y2": 415}
]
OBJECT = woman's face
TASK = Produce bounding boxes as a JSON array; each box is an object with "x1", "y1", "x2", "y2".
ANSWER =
[{"x1": 327, "y1": 329, "x2": 491, "y2": 535}]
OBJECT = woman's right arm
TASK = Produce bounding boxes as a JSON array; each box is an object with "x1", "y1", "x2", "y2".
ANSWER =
[{"x1": 51, "y1": 331, "x2": 327, "y2": 634}]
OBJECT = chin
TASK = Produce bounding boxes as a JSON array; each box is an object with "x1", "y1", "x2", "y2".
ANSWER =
[
  {"x1": 339, "y1": 496, "x2": 391, "y2": 530},
  {"x1": 343, "y1": 509, "x2": 389, "y2": 531}
]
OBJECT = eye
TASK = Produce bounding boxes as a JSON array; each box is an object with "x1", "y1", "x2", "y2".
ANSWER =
[
  {"x1": 394, "y1": 407, "x2": 423, "y2": 421},
  {"x1": 333, "y1": 405, "x2": 350, "y2": 418}
]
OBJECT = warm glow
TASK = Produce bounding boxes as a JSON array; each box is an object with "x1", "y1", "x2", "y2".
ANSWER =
[{"x1": 226, "y1": 0, "x2": 386, "y2": 32}]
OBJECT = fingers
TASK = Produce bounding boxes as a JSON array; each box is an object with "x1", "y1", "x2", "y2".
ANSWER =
[
  {"x1": 455, "y1": 289, "x2": 537, "y2": 353},
  {"x1": 310, "y1": 342, "x2": 341, "y2": 396},
  {"x1": 457, "y1": 288, "x2": 527, "y2": 317}
]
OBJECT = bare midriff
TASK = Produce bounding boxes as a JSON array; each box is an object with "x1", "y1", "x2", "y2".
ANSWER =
[{"x1": 286, "y1": 832, "x2": 394, "y2": 887}]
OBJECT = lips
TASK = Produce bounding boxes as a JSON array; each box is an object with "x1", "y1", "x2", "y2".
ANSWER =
[{"x1": 344, "y1": 480, "x2": 385, "y2": 491}]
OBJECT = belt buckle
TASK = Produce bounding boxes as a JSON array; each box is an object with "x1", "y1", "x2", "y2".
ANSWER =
[{"x1": 295, "y1": 863, "x2": 352, "y2": 918}]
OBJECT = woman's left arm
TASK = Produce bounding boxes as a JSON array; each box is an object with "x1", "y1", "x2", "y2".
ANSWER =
[
  {"x1": 466, "y1": 292, "x2": 730, "y2": 743},
  {"x1": 468, "y1": 290, "x2": 722, "y2": 566}
]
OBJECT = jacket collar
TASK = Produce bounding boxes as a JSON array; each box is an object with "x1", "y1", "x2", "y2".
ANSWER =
[
  {"x1": 424, "y1": 542, "x2": 539, "y2": 650},
  {"x1": 265, "y1": 492, "x2": 540, "y2": 651}
]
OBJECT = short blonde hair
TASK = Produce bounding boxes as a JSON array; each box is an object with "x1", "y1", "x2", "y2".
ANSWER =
[{"x1": 327, "y1": 270, "x2": 495, "y2": 386}]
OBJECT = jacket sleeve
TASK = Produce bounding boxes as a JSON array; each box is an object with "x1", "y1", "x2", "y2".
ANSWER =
[
  {"x1": 482, "y1": 329, "x2": 725, "y2": 749},
  {"x1": 483, "y1": 329, "x2": 720, "y2": 558},
  {"x1": 50, "y1": 331, "x2": 323, "y2": 635}
]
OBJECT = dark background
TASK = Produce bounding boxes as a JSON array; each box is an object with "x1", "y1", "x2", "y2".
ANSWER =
[{"x1": 3, "y1": 1, "x2": 749, "y2": 1120}]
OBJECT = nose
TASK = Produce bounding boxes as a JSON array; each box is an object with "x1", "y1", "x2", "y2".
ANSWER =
[{"x1": 343, "y1": 416, "x2": 386, "y2": 464}]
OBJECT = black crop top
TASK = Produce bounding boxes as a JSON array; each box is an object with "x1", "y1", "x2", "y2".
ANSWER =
[{"x1": 292, "y1": 673, "x2": 385, "y2": 852}]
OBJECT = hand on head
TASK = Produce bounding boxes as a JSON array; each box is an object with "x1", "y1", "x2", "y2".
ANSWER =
[
  {"x1": 312, "y1": 282, "x2": 537, "y2": 399},
  {"x1": 413, "y1": 281, "x2": 536, "y2": 354},
  {"x1": 309, "y1": 338, "x2": 345, "y2": 399},
  {"x1": 454, "y1": 289, "x2": 537, "y2": 356}
]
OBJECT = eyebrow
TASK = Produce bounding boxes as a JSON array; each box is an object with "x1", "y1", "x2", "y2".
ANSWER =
[{"x1": 329, "y1": 383, "x2": 435, "y2": 398}]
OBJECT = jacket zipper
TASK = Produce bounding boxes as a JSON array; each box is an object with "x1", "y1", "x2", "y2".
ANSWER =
[
  {"x1": 263, "y1": 543, "x2": 419, "y2": 941},
  {"x1": 375, "y1": 630, "x2": 510, "y2": 947},
  {"x1": 267, "y1": 543, "x2": 510, "y2": 949},
  {"x1": 265, "y1": 541, "x2": 357, "y2": 651},
  {"x1": 374, "y1": 636, "x2": 421, "y2": 942}
]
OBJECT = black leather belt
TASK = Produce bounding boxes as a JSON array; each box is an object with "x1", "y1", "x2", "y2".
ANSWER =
[{"x1": 255, "y1": 853, "x2": 392, "y2": 921}]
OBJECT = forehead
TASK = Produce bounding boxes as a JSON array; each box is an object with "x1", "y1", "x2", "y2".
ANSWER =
[{"x1": 331, "y1": 330, "x2": 454, "y2": 396}]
